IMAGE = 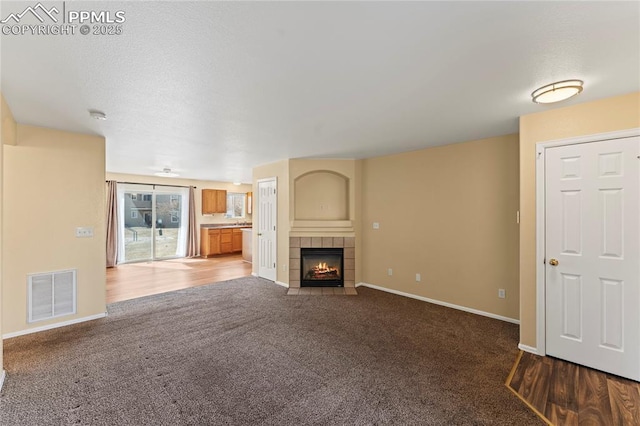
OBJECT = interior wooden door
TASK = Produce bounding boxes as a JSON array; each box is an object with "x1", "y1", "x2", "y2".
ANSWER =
[{"x1": 545, "y1": 136, "x2": 639, "y2": 380}]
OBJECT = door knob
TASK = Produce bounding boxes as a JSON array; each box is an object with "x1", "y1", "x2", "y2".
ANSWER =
[{"x1": 549, "y1": 258, "x2": 559, "y2": 266}]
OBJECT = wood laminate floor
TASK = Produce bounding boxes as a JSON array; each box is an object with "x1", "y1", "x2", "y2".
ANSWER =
[
  {"x1": 107, "y1": 255, "x2": 252, "y2": 304},
  {"x1": 507, "y1": 351, "x2": 640, "y2": 425}
]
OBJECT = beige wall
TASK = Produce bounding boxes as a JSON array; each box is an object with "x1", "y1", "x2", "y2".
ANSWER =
[
  {"x1": 519, "y1": 92, "x2": 640, "y2": 348},
  {"x1": 0, "y1": 125, "x2": 3, "y2": 377},
  {"x1": 361, "y1": 134, "x2": 520, "y2": 320},
  {"x1": 252, "y1": 160, "x2": 290, "y2": 282},
  {"x1": 3, "y1": 125, "x2": 107, "y2": 335},
  {"x1": 0, "y1": 94, "x2": 15, "y2": 375},
  {"x1": 354, "y1": 160, "x2": 363, "y2": 284},
  {"x1": 106, "y1": 172, "x2": 252, "y2": 244}
]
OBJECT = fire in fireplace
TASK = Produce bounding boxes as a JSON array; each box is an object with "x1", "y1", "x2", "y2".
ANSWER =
[{"x1": 300, "y1": 248, "x2": 344, "y2": 287}]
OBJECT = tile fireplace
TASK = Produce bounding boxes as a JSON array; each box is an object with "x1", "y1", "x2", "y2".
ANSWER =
[
  {"x1": 289, "y1": 237, "x2": 355, "y2": 288},
  {"x1": 300, "y1": 248, "x2": 343, "y2": 287}
]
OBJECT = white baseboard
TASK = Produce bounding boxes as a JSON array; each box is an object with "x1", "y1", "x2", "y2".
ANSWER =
[
  {"x1": 0, "y1": 370, "x2": 5, "y2": 392},
  {"x1": 251, "y1": 273, "x2": 288, "y2": 288},
  {"x1": 358, "y1": 282, "x2": 520, "y2": 325},
  {"x1": 518, "y1": 344, "x2": 540, "y2": 355},
  {"x1": 2, "y1": 312, "x2": 108, "y2": 339}
]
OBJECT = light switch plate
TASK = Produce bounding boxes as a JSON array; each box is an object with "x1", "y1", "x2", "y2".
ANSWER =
[{"x1": 373, "y1": 222, "x2": 380, "y2": 229}]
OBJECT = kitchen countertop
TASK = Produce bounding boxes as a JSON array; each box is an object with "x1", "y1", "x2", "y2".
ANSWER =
[{"x1": 201, "y1": 224, "x2": 252, "y2": 229}]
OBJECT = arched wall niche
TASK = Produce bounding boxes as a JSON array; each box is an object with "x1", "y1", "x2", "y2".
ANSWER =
[{"x1": 294, "y1": 170, "x2": 349, "y2": 221}]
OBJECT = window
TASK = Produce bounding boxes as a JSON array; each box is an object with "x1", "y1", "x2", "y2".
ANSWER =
[
  {"x1": 142, "y1": 194, "x2": 152, "y2": 201},
  {"x1": 131, "y1": 210, "x2": 138, "y2": 219},
  {"x1": 226, "y1": 193, "x2": 246, "y2": 218},
  {"x1": 171, "y1": 212, "x2": 179, "y2": 223},
  {"x1": 130, "y1": 194, "x2": 138, "y2": 200}
]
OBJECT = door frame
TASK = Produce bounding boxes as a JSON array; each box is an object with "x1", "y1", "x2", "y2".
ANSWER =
[
  {"x1": 534, "y1": 127, "x2": 640, "y2": 356},
  {"x1": 256, "y1": 176, "x2": 277, "y2": 281}
]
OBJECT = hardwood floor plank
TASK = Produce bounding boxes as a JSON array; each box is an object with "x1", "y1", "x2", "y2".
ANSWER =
[
  {"x1": 577, "y1": 366, "x2": 614, "y2": 425},
  {"x1": 607, "y1": 375, "x2": 640, "y2": 426},
  {"x1": 545, "y1": 402, "x2": 578, "y2": 426},
  {"x1": 506, "y1": 351, "x2": 523, "y2": 386},
  {"x1": 518, "y1": 355, "x2": 552, "y2": 415},
  {"x1": 106, "y1": 255, "x2": 252, "y2": 304},
  {"x1": 547, "y1": 357, "x2": 579, "y2": 412},
  {"x1": 507, "y1": 353, "x2": 639, "y2": 426},
  {"x1": 509, "y1": 352, "x2": 533, "y2": 391}
]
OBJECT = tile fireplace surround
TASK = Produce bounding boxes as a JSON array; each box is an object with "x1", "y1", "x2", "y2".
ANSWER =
[{"x1": 289, "y1": 237, "x2": 355, "y2": 288}]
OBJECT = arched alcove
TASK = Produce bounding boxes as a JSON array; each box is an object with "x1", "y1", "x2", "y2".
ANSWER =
[{"x1": 294, "y1": 171, "x2": 349, "y2": 220}]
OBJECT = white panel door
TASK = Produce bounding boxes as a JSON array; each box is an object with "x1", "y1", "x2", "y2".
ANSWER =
[
  {"x1": 257, "y1": 178, "x2": 277, "y2": 281},
  {"x1": 545, "y1": 136, "x2": 639, "y2": 380}
]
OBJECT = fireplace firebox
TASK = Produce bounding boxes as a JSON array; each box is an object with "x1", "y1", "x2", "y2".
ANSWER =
[{"x1": 300, "y1": 248, "x2": 344, "y2": 287}]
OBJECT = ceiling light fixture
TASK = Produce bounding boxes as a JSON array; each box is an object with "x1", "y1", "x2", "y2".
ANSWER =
[
  {"x1": 531, "y1": 79, "x2": 583, "y2": 104},
  {"x1": 89, "y1": 110, "x2": 107, "y2": 120},
  {"x1": 233, "y1": 182, "x2": 242, "y2": 186},
  {"x1": 154, "y1": 167, "x2": 179, "y2": 178}
]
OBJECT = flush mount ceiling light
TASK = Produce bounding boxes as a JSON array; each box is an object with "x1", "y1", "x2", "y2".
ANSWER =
[
  {"x1": 154, "y1": 167, "x2": 179, "y2": 178},
  {"x1": 233, "y1": 182, "x2": 242, "y2": 186},
  {"x1": 88, "y1": 110, "x2": 107, "y2": 120},
  {"x1": 532, "y1": 80, "x2": 584, "y2": 104}
]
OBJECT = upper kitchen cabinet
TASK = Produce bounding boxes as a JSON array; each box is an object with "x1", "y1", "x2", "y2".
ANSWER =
[{"x1": 202, "y1": 189, "x2": 227, "y2": 214}]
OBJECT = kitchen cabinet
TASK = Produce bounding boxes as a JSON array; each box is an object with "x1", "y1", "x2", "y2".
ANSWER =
[
  {"x1": 200, "y1": 229, "x2": 222, "y2": 257},
  {"x1": 220, "y1": 229, "x2": 233, "y2": 254},
  {"x1": 202, "y1": 189, "x2": 227, "y2": 214},
  {"x1": 200, "y1": 226, "x2": 250, "y2": 257}
]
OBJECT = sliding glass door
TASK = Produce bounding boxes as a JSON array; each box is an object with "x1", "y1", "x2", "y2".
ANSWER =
[
  {"x1": 121, "y1": 188, "x2": 154, "y2": 262},
  {"x1": 153, "y1": 191, "x2": 187, "y2": 259},
  {"x1": 117, "y1": 184, "x2": 189, "y2": 264}
]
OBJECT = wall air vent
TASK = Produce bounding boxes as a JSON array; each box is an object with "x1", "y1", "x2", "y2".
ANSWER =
[{"x1": 28, "y1": 269, "x2": 77, "y2": 323}]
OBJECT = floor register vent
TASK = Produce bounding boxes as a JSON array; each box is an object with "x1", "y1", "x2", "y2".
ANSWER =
[{"x1": 28, "y1": 269, "x2": 77, "y2": 323}]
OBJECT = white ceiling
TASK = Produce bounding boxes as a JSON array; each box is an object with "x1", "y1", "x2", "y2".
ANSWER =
[{"x1": 1, "y1": 1, "x2": 639, "y2": 183}]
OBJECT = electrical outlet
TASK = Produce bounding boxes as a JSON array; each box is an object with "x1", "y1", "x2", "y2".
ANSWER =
[
  {"x1": 373, "y1": 222, "x2": 380, "y2": 229},
  {"x1": 498, "y1": 289, "x2": 506, "y2": 299},
  {"x1": 415, "y1": 273, "x2": 421, "y2": 282},
  {"x1": 388, "y1": 268, "x2": 393, "y2": 276},
  {"x1": 75, "y1": 227, "x2": 94, "y2": 238}
]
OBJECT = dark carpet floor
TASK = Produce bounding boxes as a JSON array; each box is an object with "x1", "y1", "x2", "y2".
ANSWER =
[{"x1": 0, "y1": 277, "x2": 541, "y2": 425}]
